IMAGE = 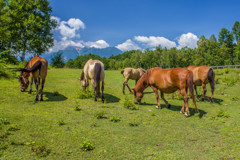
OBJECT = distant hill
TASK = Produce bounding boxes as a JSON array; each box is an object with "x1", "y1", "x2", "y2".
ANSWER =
[{"x1": 42, "y1": 47, "x2": 123, "y2": 62}]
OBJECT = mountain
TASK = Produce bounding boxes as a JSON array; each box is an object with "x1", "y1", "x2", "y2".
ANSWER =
[{"x1": 42, "y1": 47, "x2": 123, "y2": 62}]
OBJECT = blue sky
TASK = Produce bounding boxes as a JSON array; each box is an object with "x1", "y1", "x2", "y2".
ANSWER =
[{"x1": 49, "y1": 0, "x2": 240, "y2": 52}]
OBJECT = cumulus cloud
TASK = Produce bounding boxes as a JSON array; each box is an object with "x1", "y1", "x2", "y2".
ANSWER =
[
  {"x1": 177, "y1": 32, "x2": 199, "y2": 49},
  {"x1": 48, "y1": 39, "x2": 84, "y2": 53},
  {"x1": 53, "y1": 17, "x2": 85, "y2": 39},
  {"x1": 116, "y1": 39, "x2": 141, "y2": 51},
  {"x1": 85, "y1": 40, "x2": 109, "y2": 49},
  {"x1": 134, "y1": 36, "x2": 177, "y2": 49}
]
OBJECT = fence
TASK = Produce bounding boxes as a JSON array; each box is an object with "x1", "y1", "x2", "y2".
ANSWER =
[{"x1": 210, "y1": 65, "x2": 240, "y2": 69}]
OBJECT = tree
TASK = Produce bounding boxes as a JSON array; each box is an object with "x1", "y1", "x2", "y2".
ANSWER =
[
  {"x1": 232, "y1": 21, "x2": 240, "y2": 44},
  {"x1": 209, "y1": 34, "x2": 217, "y2": 42},
  {"x1": 0, "y1": 0, "x2": 10, "y2": 52},
  {"x1": 218, "y1": 28, "x2": 234, "y2": 64},
  {"x1": 51, "y1": 51, "x2": 65, "y2": 68},
  {"x1": 7, "y1": 0, "x2": 57, "y2": 61}
]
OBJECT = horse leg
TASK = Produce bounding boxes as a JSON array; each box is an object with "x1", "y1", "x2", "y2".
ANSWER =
[
  {"x1": 210, "y1": 82, "x2": 214, "y2": 103},
  {"x1": 201, "y1": 83, "x2": 207, "y2": 101},
  {"x1": 40, "y1": 78, "x2": 45, "y2": 101},
  {"x1": 28, "y1": 76, "x2": 33, "y2": 94},
  {"x1": 34, "y1": 78, "x2": 39, "y2": 101},
  {"x1": 122, "y1": 78, "x2": 128, "y2": 94},
  {"x1": 180, "y1": 89, "x2": 189, "y2": 116},
  {"x1": 101, "y1": 80, "x2": 104, "y2": 103},
  {"x1": 91, "y1": 79, "x2": 97, "y2": 101},
  {"x1": 194, "y1": 85, "x2": 198, "y2": 98},
  {"x1": 161, "y1": 92, "x2": 171, "y2": 108},
  {"x1": 151, "y1": 86, "x2": 160, "y2": 109},
  {"x1": 126, "y1": 84, "x2": 132, "y2": 93}
]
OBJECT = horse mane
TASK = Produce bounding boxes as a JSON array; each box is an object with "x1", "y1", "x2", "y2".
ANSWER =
[
  {"x1": 134, "y1": 69, "x2": 149, "y2": 92},
  {"x1": 80, "y1": 71, "x2": 85, "y2": 80}
]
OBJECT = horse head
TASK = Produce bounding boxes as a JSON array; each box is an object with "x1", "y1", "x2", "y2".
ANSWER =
[
  {"x1": 132, "y1": 88, "x2": 143, "y2": 104},
  {"x1": 79, "y1": 71, "x2": 89, "y2": 89},
  {"x1": 19, "y1": 72, "x2": 29, "y2": 92}
]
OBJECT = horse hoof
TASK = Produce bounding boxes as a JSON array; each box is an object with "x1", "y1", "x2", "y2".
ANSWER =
[
  {"x1": 195, "y1": 109, "x2": 199, "y2": 113},
  {"x1": 156, "y1": 106, "x2": 161, "y2": 109},
  {"x1": 180, "y1": 111, "x2": 183, "y2": 114},
  {"x1": 184, "y1": 113, "x2": 188, "y2": 117},
  {"x1": 28, "y1": 91, "x2": 31, "y2": 94},
  {"x1": 201, "y1": 98, "x2": 205, "y2": 101},
  {"x1": 40, "y1": 98, "x2": 43, "y2": 101},
  {"x1": 167, "y1": 104, "x2": 171, "y2": 108},
  {"x1": 35, "y1": 98, "x2": 38, "y2": 101}
]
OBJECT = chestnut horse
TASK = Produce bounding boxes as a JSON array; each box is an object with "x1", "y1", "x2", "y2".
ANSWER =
[
  {"x1": 132, "y1": 67, "x2": 199, "y2": 116},
  {"x1": 121, "y1": 68, "x2": 146, "y2": 94},
  {"x1": 187, "y1": 65, "x2": 215, "y2": 103},
  {"x1": 18, "y1": 56, "x2": 48, "y2": 101},
  {"x1": 80, "y1": 59, "x2": 105, "y2": 103}
]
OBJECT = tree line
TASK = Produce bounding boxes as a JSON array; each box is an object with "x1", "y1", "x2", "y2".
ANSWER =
[{"x1": 62, "y1": 20, "x2": 240, "y2": 70}]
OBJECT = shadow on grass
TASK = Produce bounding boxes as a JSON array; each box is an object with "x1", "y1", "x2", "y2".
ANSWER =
[
  {"x1": 105, "y1": 93, "x2": 120, "y2": 103},
  {"x1": 196, "y1": 96, "x2": 223, "y2": 104},
  {"x1": 139, "y1": 102, "x2": 207, "y2": 118},
  {"x1": 43, "y1": 92, "x2": 68, "y2": 102}
]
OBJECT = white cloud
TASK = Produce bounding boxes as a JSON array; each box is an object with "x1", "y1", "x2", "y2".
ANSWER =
[
  {"x1": 134, "y1": 36, "x2": 176, "y2": 49},
  {"x1": 116, "y1": 39, "x2": 141, "y2": 51},
  {"x1": 85, "y1": 40, "x2": 109, "y2": 49},
  {"x1": 49, "y1": 39, "x2": 84, "y2": 53},
  {"x1": 177, "y1": 32, "x2": 199, "y2": 49},
  {"x1": 55, "y1": 18, "x2": 85, "y2": 39}
]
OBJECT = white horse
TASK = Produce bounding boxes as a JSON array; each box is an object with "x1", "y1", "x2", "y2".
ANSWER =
[{"x1": 79, "y1": 59, "x2": 105, "y2": 102}]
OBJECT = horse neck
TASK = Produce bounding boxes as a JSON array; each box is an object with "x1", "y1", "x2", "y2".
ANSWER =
[{"x1": 135, "y1": 75, "x2": 148, "y2": 92}]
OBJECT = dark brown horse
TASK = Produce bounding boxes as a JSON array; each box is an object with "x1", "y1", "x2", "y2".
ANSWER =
[
  {"x1": 132, "y1": 67, "x2": 199, "y2": 116},
  {"x1": 187, "y1": 65, "x2": 215, "y2": 102},
  {"x1": 18, "y1": 56, "x2": 48, "y2": 101}
]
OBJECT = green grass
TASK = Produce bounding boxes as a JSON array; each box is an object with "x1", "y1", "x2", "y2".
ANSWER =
[{"x1": 0, "y1": 68, "x2": 240, "y2": 159}]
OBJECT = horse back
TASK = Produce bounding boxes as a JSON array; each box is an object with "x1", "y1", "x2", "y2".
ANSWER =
[
  {"x1": 187, "y1": 65, "x2": 211, "y2": 85},
  {"x1": 84, "y1": 59, "x2": 104, "y2": 80},
  {"x1": 149, "y1": 67, "x2": 189, "y2": 93},
  {"x1": 28, "y1": 57, "x2": 48, "y2": 79}
]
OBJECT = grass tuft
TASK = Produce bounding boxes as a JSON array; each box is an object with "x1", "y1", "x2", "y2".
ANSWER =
[{"x1": 80, "y1": 137, "x2": 95, "y2": 151}]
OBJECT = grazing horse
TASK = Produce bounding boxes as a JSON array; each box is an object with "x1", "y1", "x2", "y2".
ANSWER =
[
  {"x1": 187, "y1": 65, "x2": 215, "y2": 103},
  {"x1": 80, "y1": 59, "x2": 105, "y2": 103},
  {"x1": 18, "y1": 56, "x2": 48, "y2": 101},
  {"x1": 121, "y1": 68, "x2": 146, "y2": 94},
  {"x1": 132, "y1": 67, "x2": 199, "y2": 116}
]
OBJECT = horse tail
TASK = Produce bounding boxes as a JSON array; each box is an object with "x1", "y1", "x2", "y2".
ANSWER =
[
  {"x1": 95, "y1": 63, "x2": 102, "y2": 94},
  {"x1": 207, "y1": 68, "x2": 215, "y2": 93},
  {"x1": 187, "y1": 71, "x2": 197, "y2": 109},
  {"x1": 121, "y1": 69, "x2": 124, "y2": 74},
  {"x1": 20, "y1": 61, "x2": 42, "y2": 73}
]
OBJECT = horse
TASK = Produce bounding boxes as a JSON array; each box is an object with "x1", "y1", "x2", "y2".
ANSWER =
[
  {"x1": 18, "y1": 56, "x2": 48, "y2": 101},
  {"x1": 132, "y1": 67, "x2": 199, "y2": 117},
  {"x1": 121, "y1": 68, "x2": 146, "y2": 94},
  {"x1": 79, "y1": 59, "x2": 105, "y2": 103},
  {"x1": 186, "y1": 65, "x2": 215, "y2": 103}
]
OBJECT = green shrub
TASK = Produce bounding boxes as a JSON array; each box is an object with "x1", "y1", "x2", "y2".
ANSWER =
[
  {"x1": 0, "y1": 118, "x2": 10, "y2": 125},
  {"x1": 50, "y1": 51, "x2": 65, "y2": 68},
  {"x1": 76, "y1": 89, "x2": 94, "y2": 99},
  {"x1": 224, "y1": 67, "x2": 230, "y2": 74},
  {"x1": 57, "y1": 120, "x2": 65, "y2": 126},
  {"x1": 221, "y1": 73, "x2": 239, "y2": 86},
  {"x1": 110, "y1": 116, "x2": 121, "y2": 122},
  {"x1": 214, "y1": 69, "x2": 224, "y2": 75},
  {"x1": 94, "y1": 111, "x2": 106, "y2": 119},
  {"x1": 31, "y1": 144, "x2": 51, "y2": 157},
  {"x1": 217, "y1": 109, "x2": 230, "y2": 118},
  {"x1": 74, "y1": 105, "x2": 82, "y2": 111},
  {"x1": 80, "y1": 138, "x2": 94, "y2": 151},
  {"x1": 124, "y1": 96, "x2": 138, "y2": 110}
]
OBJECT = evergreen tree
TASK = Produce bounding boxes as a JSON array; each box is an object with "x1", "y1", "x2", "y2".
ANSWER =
[
  {"x1": 209, "y1": 34, "x2": 217, "y2": 42},
  {"x1": 232, "y1": 21, "x2": 240, "y2": 44}
]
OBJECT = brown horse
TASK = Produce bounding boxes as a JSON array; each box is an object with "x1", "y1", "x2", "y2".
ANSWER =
[
  {"x1": 132, "y1": 67, "x2": 199, "y2": 116},
  {"x1": 121, "y1": 68, "x2": 146, "y2": 94},
  {"x1": 18, "y1": 56, "x2": 48, "y2": 101},
  {"x1": 187, "y1": 65, "x2": 215, "y2": 103},
  {"x1": 80, "y1": 59, "x2": 105, "y2": 102}
]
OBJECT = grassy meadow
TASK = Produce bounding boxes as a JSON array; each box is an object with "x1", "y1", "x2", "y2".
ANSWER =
[{"x1": 0, "y1": 68, "x2": 240, "y2": 159}]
